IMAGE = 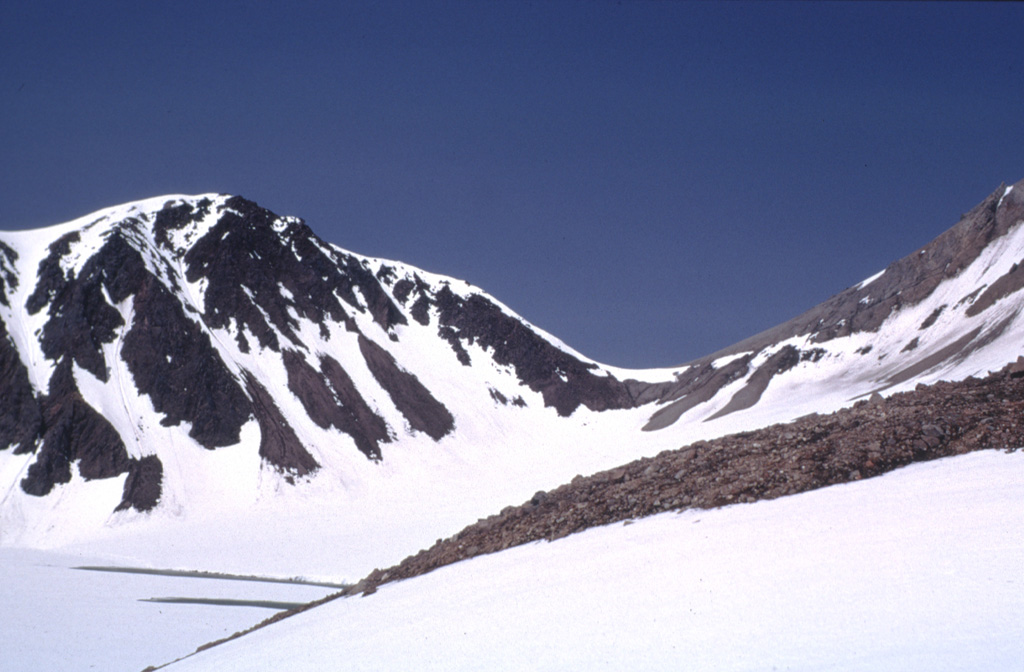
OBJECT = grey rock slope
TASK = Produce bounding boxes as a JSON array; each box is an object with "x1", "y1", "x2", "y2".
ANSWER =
[{"x1": 642, "y1": 179, "x2": 1024, "y2": 430}]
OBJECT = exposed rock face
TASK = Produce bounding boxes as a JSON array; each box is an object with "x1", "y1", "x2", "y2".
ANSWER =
[
  {"x1": 114, "y1": 241, "x2": 252, "y2": 449},
  {"x1": 429, "y1": 286, "x2": 635, "y2": 416},
  {"x1": 24, "y1": 223, "x2": 254, "y2": 451},
  {"x1": 0, "y1": 322, "x2": 40, "y2": 454},
  {"x1": 357, "y1": 335, "x2": 454, "y2": 440},
  {"x1": 384, "y1": 271, "x2": 641, "y2": 416},
  {"x1": 0, "y1": 241, "x2": 17, "y2": 305},
  {"x1": 966, "y1": 259, "x2": 1024, "y2": 317},
  {"x1": 116, "y1": 455, "x2": 163, "y2": 512},
  {"x1": 716, "y1": 181, "x2": 1024, "y2": 357},
  {"x1": 704, "y1": 345, "x2": 800, "y2": 421},
  {"x1": 245, "y1": 373, "x2": 320, "y2": 478},
  {"x1": 640, "y1": 354, "x2": 754, "y2": 430},
  {"x1": 26, "y1": 232, "x2": 126, "y2": 382},
  {"x1": 19, "y1": 360, "x2": 132, "y2": 499},
  {"x1": 3, "y1": 247, "x2": 161, "y2": 510},
  {"x1": 284, "y1": 349, "x2": 391, "y2": 460},
  {"x1": 181, "y1": 196, "x2": 407, "y2": 351}
]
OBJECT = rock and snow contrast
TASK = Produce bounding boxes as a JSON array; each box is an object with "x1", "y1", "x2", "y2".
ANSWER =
[
  {"x1": 2, "y1": 180, "x2": 1024, "y2": 670},
  {"x1": 160, "y1": 450, "x2": 1024, "y2": 672}
]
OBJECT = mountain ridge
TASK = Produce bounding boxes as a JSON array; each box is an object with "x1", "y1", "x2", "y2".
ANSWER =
[
  {"x1": 1, "y1": 194, "x2": 656, "y2": 513},
  {"x1": 2, "y1": 179, "x2": 1024, "y2": 579}
]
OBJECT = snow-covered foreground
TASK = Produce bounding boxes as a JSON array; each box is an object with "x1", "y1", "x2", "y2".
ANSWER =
[
  {"x1": 161, "y1": 449, "x2": 1024, "y2": 672},
  {"x1": 0, "y1": 549, "x2": 335, "y2": 672}
]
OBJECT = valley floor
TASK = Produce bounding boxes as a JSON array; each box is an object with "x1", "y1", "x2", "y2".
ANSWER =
[
  {"x1": 6, "y1": 449, "x2": 1014, "y2": 672},
  {"x1": 0, "y1": 549, "x2": 335, "y2": 672},
  {"x1": 158, "y1": 449, "x2": 1024, "y2": 672}
]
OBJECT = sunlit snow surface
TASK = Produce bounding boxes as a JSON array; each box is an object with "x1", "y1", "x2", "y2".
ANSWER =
[
  {"x1": 157, "y1": 449, "x2": 1024, "y2": 672},
  {"x1": 0, "y1": 548, "x2": 335, "y2": 672}
]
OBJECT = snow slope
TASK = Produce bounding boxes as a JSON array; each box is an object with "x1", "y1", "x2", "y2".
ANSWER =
[{"x1": 160, "y1": 449, "x2": 1024, "y2": 672}]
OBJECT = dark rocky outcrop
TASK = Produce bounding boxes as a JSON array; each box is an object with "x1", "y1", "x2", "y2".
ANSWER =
[
  {"x1": 391, "y1": 275, "x2": 434, "y2": 326},
  {"x1": 30, "y1": 229, "x2": 253, "y2": 450},
  {"x1": 115, "y1": 251, "x2": 252, "y2": 449},
  {"x1": 0, "y1": 325, "x2": 41, "y2": 453},
  {"x1": 283, "y1": 349, "x2": 391, "y2": 460},
  {"x1": 182, "y1": 196, "x2": 406, "y2": 353},
  {"x1": 965, "y1": 258, "x2": 1024, "y2": 317},
  {"x1": 26, "y1": 234, "x2": 125, "y2": 382},
  {"x1": 0, "y1": 241, "x2": 17, "y2": 305},
  {"x1": 431, "y1": 286, "x2": 634, "y2": 416},
  {"x1": 901, "y1": 337, "x2": 920, "y2": 353},
  {"x1": 10, "y1": 214, "x2": 256, "y2": 506},
  {"x1": 638, "y1": 179, "x2": 1024, "y2": 429},
  {"x1": 6, "y1": 238, "x2": 169, "y2": 510},
  {"x1": 358, "y1": 335, "x2": 454, "y2": 440},
  {"x1": 116, "y1": 454, "x2": 163, "y2": 512},
  {"x1": 7, "y1": 193, "x2": 481, "y2": 498},
  {"x1": 706, "y1": 345, "x2": 801, "y2": 421},
  {"x1": 245, "y1": 373, "x2": 320, "y2": 478},
  {"x1": 703, "y1": 180, "x2": 1024, "y2": 363},
  {"x1": 874, "y1": 327, "x2": 981, "y2": 391},
  {"x1": 919, "y1": 304, "x2": 946, "y2": 330},
  {"x1": 640, "y1": 355, "x2": 755, "y2": 430},
  {"x1": 152, "y1": 198, "x2": 213, "y2": 252},
  {"x1": 25, "y1": 231, "x2": 80, "y2": 314},
  {"x1": 317, "y1": 354, "x2": 392, "y2": 460},
  {"x1": 20, "y1": 361, "x2": 132, "y2": 497}
]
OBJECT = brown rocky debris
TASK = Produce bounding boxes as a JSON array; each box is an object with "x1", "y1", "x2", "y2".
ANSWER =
[{"x1": 345, "y1": 362, "x2": 1024, "y2": 597}]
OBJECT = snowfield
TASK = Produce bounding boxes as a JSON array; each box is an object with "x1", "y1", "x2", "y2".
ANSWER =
[
  {"x1": 146, "y1": 449, "x2": 1022, "y2": 672},
  {"x1": 0, "y1": 548, "x2": 336, "y2": 672}
]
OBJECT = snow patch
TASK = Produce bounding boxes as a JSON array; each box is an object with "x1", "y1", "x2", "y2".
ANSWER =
[
  {"x1": 710, "y1": 351, "x2": 751, "y2": 369},
  {"x1": 998, "y1": 184, "x2": 1014, "y2": 208},
  {"x1": 855, "y1": 268, "x2": 885, "y2": 290}
]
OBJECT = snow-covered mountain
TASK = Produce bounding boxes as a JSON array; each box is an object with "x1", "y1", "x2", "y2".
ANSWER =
[
  {"x1": 0, "y1": 194, "x2": 642, "y2": 510},
  {"x1": 1, "y1": 180, "x2": 1023, "y2": 578}
]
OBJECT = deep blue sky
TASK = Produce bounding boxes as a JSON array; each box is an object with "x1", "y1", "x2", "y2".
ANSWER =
[{"x1": 3, "y1": 1, "x2": 1023, "y2": 368}]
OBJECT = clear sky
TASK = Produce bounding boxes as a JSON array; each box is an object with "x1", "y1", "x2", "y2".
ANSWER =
[{"x1": 3, "y1": 1, "x2": 1023, "y2": 368}]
